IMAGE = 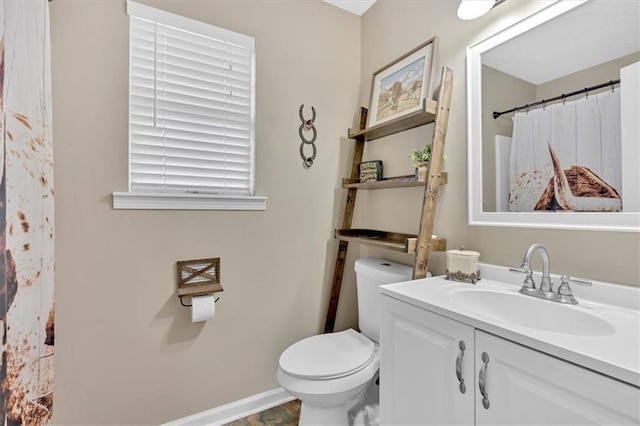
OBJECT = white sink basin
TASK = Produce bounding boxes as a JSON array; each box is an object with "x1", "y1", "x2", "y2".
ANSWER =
[{"x1": 445, "y1": 287, "x2": 615, "y2": 336}]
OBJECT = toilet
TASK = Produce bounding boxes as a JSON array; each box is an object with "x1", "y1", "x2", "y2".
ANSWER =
[{"x1": 277, "y1": 257, "x2": 412, "y2": 425}]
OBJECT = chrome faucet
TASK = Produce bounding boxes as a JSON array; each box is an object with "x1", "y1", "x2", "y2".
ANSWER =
[
  {"x1": 509, "y1": 244, "x2": 592, "y2": 304},
  {"x1": 509, "y1": 243, "x2": 553, "y2": 293}
]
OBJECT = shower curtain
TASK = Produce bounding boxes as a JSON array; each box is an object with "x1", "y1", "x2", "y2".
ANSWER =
[
  {"x1": 0, "y1": 1, "x2": 55, "y2": 424},
  {"x1": 508, "y1": 89, "x2": 622, "y2": 212}
]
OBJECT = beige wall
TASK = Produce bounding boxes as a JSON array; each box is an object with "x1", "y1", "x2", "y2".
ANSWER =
[
  {"x1": 357, "y1": 0, "x2": 639, "y2": 294},
  {"x1": 50, "y1": 0, "x2": 360, "y2": 424},
  {"x1": 50, "y1": 0, "x2": 640, "y2": 423},
  {"x1": 537, "y1": 52, "x2": 640, "y2": 100}
]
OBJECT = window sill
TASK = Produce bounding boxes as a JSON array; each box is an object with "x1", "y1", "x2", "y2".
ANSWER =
[{"x1": 112, "y1": 192, "x2": 267, "y2": 211}]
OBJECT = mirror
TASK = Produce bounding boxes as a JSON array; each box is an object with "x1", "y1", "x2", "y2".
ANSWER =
[{"x1": 467, "y1": 0, "x2": 640, "y2": 231}]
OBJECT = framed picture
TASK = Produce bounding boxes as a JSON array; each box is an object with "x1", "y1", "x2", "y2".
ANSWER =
[{"x1": 367, "y1": 37, "x2": 438, "y2": 128}]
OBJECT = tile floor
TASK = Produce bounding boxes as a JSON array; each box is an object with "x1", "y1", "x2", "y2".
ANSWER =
[{"x1": 224, "y1": 400, "x2": 301, "y2": 426}]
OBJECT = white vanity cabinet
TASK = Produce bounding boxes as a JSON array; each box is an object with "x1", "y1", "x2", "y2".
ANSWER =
[
  {"x1": 380, "y1": 295, "x2": 475, "y2": 425},
  {"x1": 475, "y1": 330, "x2": 640, "y2": 425},
  {"x1": 380, "y1": 295, "x2": 640, "y2": 425}
]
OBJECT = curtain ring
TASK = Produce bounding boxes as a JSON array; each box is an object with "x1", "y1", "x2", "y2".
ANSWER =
[
  {"x1": 561, "y1": 94, "x2": 566, "y2": 105},
  {"x1": 585, "y1": 88, "x2": 589, "y2": 99},
  {"x1": 610, "y1": 80, "x2": 615, "y2": 93},
  {"x1": 542, "y1": 100, "x2": 546, "y2": 111}
]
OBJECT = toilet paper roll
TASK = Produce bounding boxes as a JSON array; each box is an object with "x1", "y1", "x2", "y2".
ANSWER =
[{"x1": 191, "y1": 294, "x2": 216, "y2": 322}]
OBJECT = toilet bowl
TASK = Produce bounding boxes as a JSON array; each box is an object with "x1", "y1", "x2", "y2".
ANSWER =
[
  {"x1": 277, "y1": 329, "x2": 380, "y2": 425},
  {"x1": 277, "y1": 258, "x2": 413, "y2": 425}
]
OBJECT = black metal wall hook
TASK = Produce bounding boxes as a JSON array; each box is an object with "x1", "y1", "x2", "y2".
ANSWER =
[{"x1": 299, "y1": 104, "x2": 317, "y2": 168}]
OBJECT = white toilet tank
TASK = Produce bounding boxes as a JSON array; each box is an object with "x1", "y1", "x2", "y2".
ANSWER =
[{"x1": 355, "y1": 257, "x2": 412, "y2": 343}]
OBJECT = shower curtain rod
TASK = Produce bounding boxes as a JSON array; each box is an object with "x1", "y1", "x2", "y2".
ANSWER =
[{"x1": 492, "y1": 79, "x2": 620, "y2": 119}]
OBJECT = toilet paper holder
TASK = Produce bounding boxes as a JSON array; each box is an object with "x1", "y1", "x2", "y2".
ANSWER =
[
  {"x1": 179, "y1": 296, "x2": 219, "y2": 307},
  {"x1": 177, "y1": 257, "x2": 223, "y2": 307}
]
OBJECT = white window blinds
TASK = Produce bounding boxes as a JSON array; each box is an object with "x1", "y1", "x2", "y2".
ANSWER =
[{"x1": 127, "y1": 1, "x2": 256, "y2": 196}]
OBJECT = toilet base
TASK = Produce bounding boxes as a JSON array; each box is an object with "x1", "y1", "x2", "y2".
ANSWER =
[
  {"x1": 351, "y1": 378, "x2": 380, "y2": 426},
  {"x1": 297, "y1": 376, "x2": 379, "y2": 426},
  {"x1": 299, "y1": 403, "x2": 351, "y2": 426},
  {"x1": 352, "y1": 403, "x2": 380, "y2": 426}
]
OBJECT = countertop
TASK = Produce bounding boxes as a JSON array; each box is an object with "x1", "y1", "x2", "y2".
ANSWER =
[{"x1": 380, "y1": 263, "x2": 640, "y2": 387}]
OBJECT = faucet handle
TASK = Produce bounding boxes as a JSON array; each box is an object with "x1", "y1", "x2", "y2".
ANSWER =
[
  {"x1": 509, "y1": 265, "x2": 535, "y2": 290},
  {"x1": 560, "y1": 275, "x2": 592, "y2": 287},
  {"x1": 556, "y1": 275, "x2": 592, "y2": 304}
]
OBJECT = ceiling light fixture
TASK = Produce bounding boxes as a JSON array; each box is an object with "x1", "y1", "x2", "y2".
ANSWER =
[{"x1": 457, "y1": 0, "x2": 505, "y2": 20}]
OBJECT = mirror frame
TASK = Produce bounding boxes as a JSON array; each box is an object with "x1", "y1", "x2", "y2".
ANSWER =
[{"x1": 466, "y1": 0, "x2": 640, "y2": 232}]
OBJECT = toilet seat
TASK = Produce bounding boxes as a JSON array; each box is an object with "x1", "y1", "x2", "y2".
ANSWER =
[{"x1": 279, "y1": 329, "x2": 374, "y2": 380}]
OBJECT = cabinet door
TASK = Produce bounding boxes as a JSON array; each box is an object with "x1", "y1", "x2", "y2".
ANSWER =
[
  {"x1": 380, "y1": 296, "x2": 474, "y2": 425},
  {"x1": 476, "y1": 331, "x2": 640, "y2": 425}
]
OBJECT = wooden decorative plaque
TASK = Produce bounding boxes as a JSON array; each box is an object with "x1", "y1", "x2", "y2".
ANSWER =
[
  {"x1": 176, "y1": 257, "x2": 223, "y2": 297},
  {"x1": 359, "y1": 160, "x2": 383, "y2": 183}
]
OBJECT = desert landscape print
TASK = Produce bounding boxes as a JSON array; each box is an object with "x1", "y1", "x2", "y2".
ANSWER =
[{"x1": 375, "y1": 57, "x2": 424, "y2": 122}]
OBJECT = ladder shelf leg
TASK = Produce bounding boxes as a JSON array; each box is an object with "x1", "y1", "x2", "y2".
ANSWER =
[
  {"x1": 413, "y1": 67, "x2": 453, "y2": 279},
  {"x1": 323, "y1": 108, "x2": 367, "y2": 333}
]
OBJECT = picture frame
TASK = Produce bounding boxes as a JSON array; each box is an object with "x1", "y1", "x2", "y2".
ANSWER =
[{"x1": 367, "y1": 37, "x2": 438, "y2": 128}]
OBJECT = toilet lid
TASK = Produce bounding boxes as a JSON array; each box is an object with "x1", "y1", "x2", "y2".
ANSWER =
[{"x1": 279, "y1": 329, "x2": 374, "y2": 380}]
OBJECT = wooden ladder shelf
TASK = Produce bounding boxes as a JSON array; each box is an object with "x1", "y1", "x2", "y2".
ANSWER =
[{"x1": 324, "y1": 66, "x2": 453, "y2": 333}]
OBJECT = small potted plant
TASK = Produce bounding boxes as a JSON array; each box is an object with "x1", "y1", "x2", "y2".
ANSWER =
[{"x1": 410, "y1": 144, "x2": 431, "y2": 181}]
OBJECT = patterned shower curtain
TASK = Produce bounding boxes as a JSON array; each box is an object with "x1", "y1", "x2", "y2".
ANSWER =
[
  {"x1": 508, "y1": 89, "x2": 622, "y2": 212},
  {"x1": 0, "y1": 0, "x2": 55, "y2": 424}
]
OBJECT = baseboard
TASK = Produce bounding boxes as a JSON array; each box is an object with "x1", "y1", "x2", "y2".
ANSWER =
[{"x1": 162, "y1": 387, "x2": 295, "y2": 426}]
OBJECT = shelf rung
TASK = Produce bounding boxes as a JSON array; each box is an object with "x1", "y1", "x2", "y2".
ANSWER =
[
  {"x1": 335, "y1": 228, "x2": 447, "y2": 254},
  {"x1": 428, "y1": 238, "x2": 447, "y2": 252},
  {"x1": 348, "y1": 99, "x2": 438, "y2": 141},
  {"x1": 335, "y1": 228, "x2": 418, "y2": 253},
  {"x1": 342, "y1": 172, "x2": 447, "y2": 189}
]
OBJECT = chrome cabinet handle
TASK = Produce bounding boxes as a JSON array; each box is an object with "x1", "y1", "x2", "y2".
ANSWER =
[
  {"x1": 479, "y1": 351, "x2": 490, "y2": 409},
  {"x1": 455, "y1": 340, "x2": 466, "y2": 394}
]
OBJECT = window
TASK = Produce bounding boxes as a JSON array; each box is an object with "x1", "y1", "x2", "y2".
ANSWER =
[{"x1": 113, "y1": 1, "x2": 266, "y2": 210}]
